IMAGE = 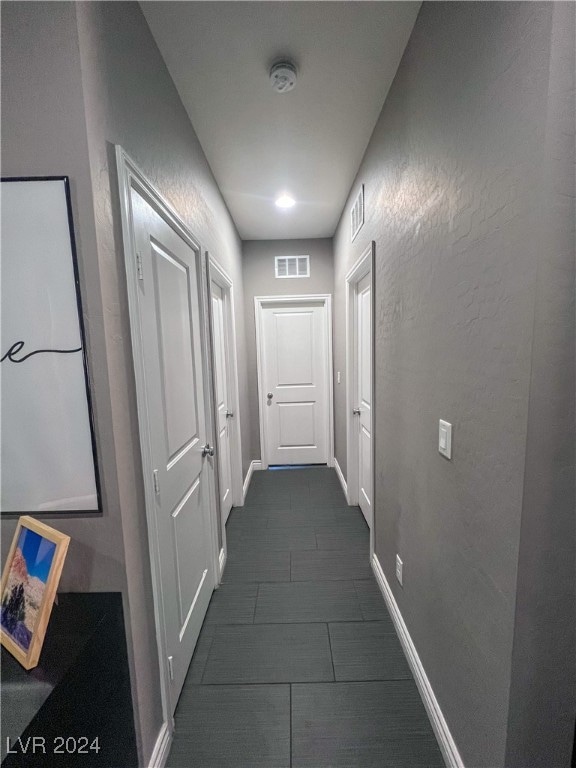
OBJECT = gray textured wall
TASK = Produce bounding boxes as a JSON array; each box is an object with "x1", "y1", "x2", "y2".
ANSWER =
[
  {"x1": 1, "y1": 2, "x2": 128, "y2": 592},
  {"x1": 242, "y1": 239, "x2": 334, "y2": 463},
  {"x1": 2, "y1": 3, "x2": 250, "y2": 764},
  {"x1": 504, "y1": 4, "x2": 575, "y2": 766},
  {"x1": 333, "y1": 3, "x2": 574, "y2": 766}
]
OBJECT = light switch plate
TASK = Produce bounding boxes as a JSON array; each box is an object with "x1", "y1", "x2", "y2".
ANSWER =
[{"x1": 439, "y1": 419, "x2": 452, "y2": 459}]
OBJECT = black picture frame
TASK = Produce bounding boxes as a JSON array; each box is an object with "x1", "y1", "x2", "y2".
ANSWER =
[{"x1": 0, "y1": 176, "x2": 102, "y2": 516}]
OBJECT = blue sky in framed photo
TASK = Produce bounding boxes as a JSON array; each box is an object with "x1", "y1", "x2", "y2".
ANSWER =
[{"x1": 19, "y1": 528, "x2": 56, "y2": 583}]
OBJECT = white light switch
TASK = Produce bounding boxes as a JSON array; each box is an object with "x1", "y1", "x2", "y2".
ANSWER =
[
  {"x1": 396, "y1": 555, "x2": 403, "y2": 586},
  {"x1": 337, "y1": 371, "x2": 341, "y2": 384},
  {"x1": 439, "y1": 420, "x2": 452, "y2": 459}
]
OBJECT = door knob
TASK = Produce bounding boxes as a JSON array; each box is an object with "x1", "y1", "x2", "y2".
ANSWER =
[
  {"x1": 202, "y1": 443, "x2": 215, "y2": 457},
  {"x1": 225, "y1": 410, "x2": 234, "y2": 418},
  {"x1": 267, "y1": 393, "x2": 273, "y2": 400},
  {"x1": 353, "y1": 407, "x2": 361, "y2": 415}
]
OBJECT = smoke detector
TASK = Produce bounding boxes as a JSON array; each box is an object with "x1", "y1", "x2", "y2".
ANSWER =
[{"x1": 269, "y1": 61, "x2": 297, "y2": 94}]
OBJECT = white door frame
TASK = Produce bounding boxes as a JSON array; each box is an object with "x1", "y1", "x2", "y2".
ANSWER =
[
  {"x1": 346, "y1": 243, "x2": 375, "y2": 556},
  {"x1": 254, "y1": 294, "x2": 334, "y2": 470},
  {"x1": 116, "y1": 146, "x2": 220, "y2": 742},
  {"x1": 207, "y1": 254, "x2": 244, "y2": 515}
]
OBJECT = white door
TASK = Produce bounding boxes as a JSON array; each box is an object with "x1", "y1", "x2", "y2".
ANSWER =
[
  {"x1": 259, "y1": 298, "x2": 330, "y2": 466},
  {"x1": 131, "y1": 188, "x2": 215, "y2": 715},
  {"x1": 211, "y1": 280, "x2": 233, "y2": 524},
  {"x1": 355, "y1": 273, "x2": 372, "y2": 526}
]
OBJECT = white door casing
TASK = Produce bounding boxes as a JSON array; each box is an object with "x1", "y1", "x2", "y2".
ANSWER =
[
  {"x1": 117, "y1": 148, "x2": 219, "y2": 729},
  {"x1": 346, "y1": 244, "x2": 375, "y2": 545},
  {"x1": 255, "y1": 295, "x2": 333, "y2": 468},
  {"x1": 208, "y1": 256, "x2": 244, "y2": 519},
  {"x1": 357, "y1": 271, "x2": 372, "y2": 526},
  {"x1": 211, "y1": 281, "x2": 234, "y2": 523}
]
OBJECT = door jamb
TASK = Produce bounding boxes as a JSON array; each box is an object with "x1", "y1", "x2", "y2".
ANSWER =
[
  {"x1": 207, "y1": 254, "x2": 244, "y2": 515},
  {"x1": 115, "y1": 145, "x2": 221, "y2": 736},
  {"x1": 254, "y1": 294, "x2": 334, "y2": 470},
  {"x1": 345, "y1": 242, "x2": 375, "y2": 556}
]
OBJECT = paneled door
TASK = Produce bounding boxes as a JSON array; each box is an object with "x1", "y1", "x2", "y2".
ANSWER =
[
  {"x1": 211, "y1": 280, "x2": 233, "y2": 524},
  {"x1": 126, "y1": 181, "x2": 216, "y2": 717},
  {"x1": 257, "y1": 297, "x2": 332, "y2": 466},
  {"x1": 346, "y1": 242, "x2": 374, "y2": 532},
  {"x1": 355, "y1": 272, "x2": 372, "y2": 526}
]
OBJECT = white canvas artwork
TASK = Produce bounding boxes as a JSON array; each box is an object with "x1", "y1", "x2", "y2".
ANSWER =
[{"x1": 1, "y1": 178, "x2": 100, "y2": 513}]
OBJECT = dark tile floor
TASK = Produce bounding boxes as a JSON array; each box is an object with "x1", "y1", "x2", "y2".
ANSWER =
[{"x1": 167, "y1": 467, "x2": 444, "y2": 768}]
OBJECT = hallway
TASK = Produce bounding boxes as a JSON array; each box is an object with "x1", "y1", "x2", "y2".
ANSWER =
[
  {"x1": 168, "y1": 467, "x2": 444, "y2": 767},
  {"x1": 2, "y1": 3, "x2": 574, "y2": 765}
]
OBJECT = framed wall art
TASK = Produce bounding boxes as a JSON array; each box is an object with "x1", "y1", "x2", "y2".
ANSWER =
[
  {"x1": 1, "y1": 516, "x2": 70, "y2": 669},
  {"x1": 0, "y1": 177, "x2": 101, "y2": 514}
]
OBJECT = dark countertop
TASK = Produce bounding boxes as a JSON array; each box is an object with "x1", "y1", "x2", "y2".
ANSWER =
[{"x1": 1, "y1": 593, "x2": 137, "y2": 767}]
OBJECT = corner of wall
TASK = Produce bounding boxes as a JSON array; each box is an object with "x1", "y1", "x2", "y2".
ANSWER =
[{"x1": 504, "y1": 4, "x2": 576, "y2": 764}]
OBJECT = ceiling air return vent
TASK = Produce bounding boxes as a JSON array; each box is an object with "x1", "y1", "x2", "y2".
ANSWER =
[
  {"x1": 350, "y1": 184, "x2": 365, "y2": 242},
  {"x1": 275, "y1": 255, "x2": 310, "y2": 279}
]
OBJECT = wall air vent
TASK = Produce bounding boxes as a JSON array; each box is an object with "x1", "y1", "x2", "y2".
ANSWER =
[
  {"x1": 350, "y1": 184, "x2": 365, "y2": 242},
  {"x1": 275, "y1": 255, "x2": 310, "y2": 279}
]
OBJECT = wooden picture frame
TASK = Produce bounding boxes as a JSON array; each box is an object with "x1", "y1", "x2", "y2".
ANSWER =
[{"x1": 1, "y1": 516, "x2": 70, "y2": 669}]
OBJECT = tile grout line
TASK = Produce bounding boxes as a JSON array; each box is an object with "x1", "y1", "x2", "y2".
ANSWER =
[
  {"x1": 206, "y1": 618, "x2": 395, "y2": 628},
  {"x1": 182, "y1": 677, "x2": 416, "y2": 688},
  {"x1": 198, "y1": 629, "x2": 216, "y2": 686},
  {"x1": 253, "y1": 583, "x2": 260, "y2": 624},
  {"x1": 289, "y1": 683, "x2": 293, "y2": 768},
  {"x1": 326, "y1": 622, "x2": 337, "y2": 682}
]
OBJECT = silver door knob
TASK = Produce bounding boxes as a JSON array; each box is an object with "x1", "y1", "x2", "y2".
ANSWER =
[
  {"x1": 225, "y1": 410, "x2": 234, "y2": 418},
  {"x1": 353, "y1": 407, "x2": 361, "y2": 415},
  {"x1": 267, "y1": 393, "x2": 273, "y2": 400},
  {"x1": 202, "y1": 443, "x2": 215, "y2": 457}
]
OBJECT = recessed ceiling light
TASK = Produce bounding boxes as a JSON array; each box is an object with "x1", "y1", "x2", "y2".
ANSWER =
[{"x1": 275, "y1": 194, "x2": 295, "y2": 209}]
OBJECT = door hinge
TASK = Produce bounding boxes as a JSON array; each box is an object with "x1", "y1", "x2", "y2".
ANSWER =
[
  {"x1": 136, "y1": 251, "x2": 144, "y2": 281},
  {"x1": 153, "y1": 469, "x2": 160, "y2": 495},
  {"x1": 167, "y1": 655, "x2": 174, "y2": 681}
]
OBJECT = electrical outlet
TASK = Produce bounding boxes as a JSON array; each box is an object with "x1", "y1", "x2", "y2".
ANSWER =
[{"x1": 396, "y1": 555, "x2": 403, "y2": 586}]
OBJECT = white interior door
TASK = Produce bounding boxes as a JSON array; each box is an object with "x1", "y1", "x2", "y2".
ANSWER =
[
  {"x1": 259, "y1": 298, "x2": 330, "y2": 466},
  {"x1": 211, "y1": 280, "x2": 233, "y2": 524},
  {"x1": 356, "y1": 272, "x2": 372, "y2": 527},
  {"x1": 130, "y1": 187, "x2": 215, "y2": 715}
]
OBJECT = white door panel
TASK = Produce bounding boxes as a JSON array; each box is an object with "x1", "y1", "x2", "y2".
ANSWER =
[
  {"x1": 278, "y1": 401, "x2": 316, "y2": 447},
  {"x1": 153, "y1": 243, "x2": 199, "y2": 459},
  {"x1": 275, "y1": 312, "x2": 314, "y2": 385},
  {"x1": 357, "y1": 272, "x2": 372, "y2": 526},
  {"x1": 211, "y1": 281, "x2": 233, "y2": 523},
  {"x1": 259, "y1": 300, "x2": 330, "y2": 466},
  {"x1": 131, "y1": 188, "x2": 214, "y2": 715}
]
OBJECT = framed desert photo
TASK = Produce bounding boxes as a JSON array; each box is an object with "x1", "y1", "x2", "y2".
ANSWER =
[{"x1": 1, "y1": 516, "x2": 70, "y2": 669}]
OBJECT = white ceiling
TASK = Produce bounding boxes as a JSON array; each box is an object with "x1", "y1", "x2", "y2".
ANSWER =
[{"x1": 142, "y1": 2, "x2": 421, "y2": 240}]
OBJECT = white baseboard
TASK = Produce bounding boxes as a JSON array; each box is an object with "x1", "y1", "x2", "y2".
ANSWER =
[
  {"x1": 148, "y1": 721, "x2": 172, "y2": 768},
  {"x1": 371, "y1": 554, "x2": 464, "y2": 768},
  {"x1": 334, "y1": 457, "x2": 349, "y2": 503},
  {"x1": 218, "y1": 546, "x2": 227, "y2": 579},
  {"x1": 243, "y1": 459, "x2": 262, "y2": 501}
]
